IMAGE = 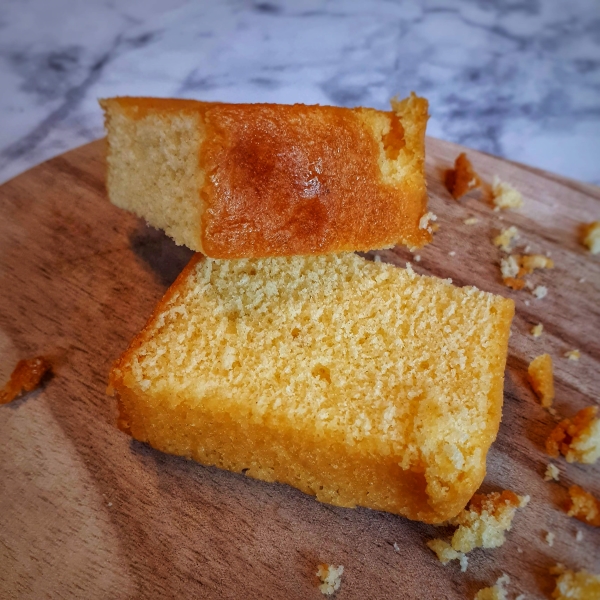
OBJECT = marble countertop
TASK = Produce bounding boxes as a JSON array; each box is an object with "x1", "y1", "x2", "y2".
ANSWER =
[{"x1": 1, "y1": 0, "x2": 599, "y2": 186}]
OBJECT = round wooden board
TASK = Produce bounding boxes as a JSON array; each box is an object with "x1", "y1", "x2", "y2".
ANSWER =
[{"x1": 0, "y1": 137, "x2": 598, "y2": 599}]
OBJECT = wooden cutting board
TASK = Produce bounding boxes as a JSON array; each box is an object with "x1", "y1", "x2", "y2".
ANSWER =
[{"x1": 0, "y1": 138, "x2": 598, "y2": 600}]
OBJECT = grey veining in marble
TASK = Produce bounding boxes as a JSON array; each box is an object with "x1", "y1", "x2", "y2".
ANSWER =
[{"x1": 1, "y1": 0, "x2": 599, "y2": 185}]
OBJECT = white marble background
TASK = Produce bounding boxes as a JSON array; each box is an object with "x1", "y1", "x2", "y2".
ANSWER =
[{"x1": 1, "y1": 0, "x2": 599, "y2": 185}]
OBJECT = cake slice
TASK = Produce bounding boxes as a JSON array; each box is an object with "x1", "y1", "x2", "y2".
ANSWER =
[
  {"x1": 100, "y1": 95, "x2": 431, "y2": 258},
  {"x1": 109, "y1": 253, "x2": 514, "y2": 523}
]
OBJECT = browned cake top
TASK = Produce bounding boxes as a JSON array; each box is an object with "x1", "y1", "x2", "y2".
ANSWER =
[{"x1": 199, "y1": 103, "x2": 429, "y2": 257}]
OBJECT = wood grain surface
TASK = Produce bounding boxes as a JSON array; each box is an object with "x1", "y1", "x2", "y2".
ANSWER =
[{"x1": 0, "y1": 137, "x2": 598, "y2": 599}]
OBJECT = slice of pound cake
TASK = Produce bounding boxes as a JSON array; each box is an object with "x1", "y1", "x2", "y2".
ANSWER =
[
  {"x1": 100, "y1": 95, "x2": 431, "y2": 258},
  {"x1": 109, "y1": 253, "x2": 514, "y2": 523}
]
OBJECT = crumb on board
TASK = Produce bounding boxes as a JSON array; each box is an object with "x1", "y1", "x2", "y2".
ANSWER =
[
  {"x1": 499, "y1": 254, "x2": 553, "y2": 290},
  {"x1": 492, "y1": 176, "x2": 524, "y2": 210},
  {"x1": 501, "y1": 255, "x2": 520, "y2": 279},
  {"x1": 474, "y1": 574, "x2": 511, "y2": 600},
  {"x1": 316, "y1": 564, "x2": 344, "y2": 596},
  {"x1": 428, "y1": 491, "x2": 529, "y2": 569},
  {"x1": 520, "y1": 254, "x2": 554, "y2": 274},
  {"x1": 546, "y1": 406, "x2": 600, "y2": 464},
  {"x1": 531, "y1": 323, "x2": 544, "y2": 338},
  {"x1": 0, "y1": 356, "x2": 52, "y2": 405},
  {"x1": 528, "y1": 354, "x2": 554, "y2": 408},
  {"x1": 546, "y1": 531, "x2": 555, "y2": 547},
  {"x1": 445, "y1": 153, "x2": 481, "y2": 200},
  {"x1": 464, "y1": 217, "x2": 479, "y2": 225},
  {"x1": 564, "y1": 349, "x2": 581, "y2": 361},
  {"x1": 544, "y1": 463, "x2": 560, "y2": 482},
  {"x1": 515, "y1": 595, "x2": 526, "y2": 600},
  {"x1": 419, "y1": 212, "x2": 437, "y2": 233},
  {"x1": 449, "y1": 251, "x2": 456, "y2": 257},
  {"x1": 576, "y1": 530, "x2": 584, "y2": 542},
  {"x1": 427, "y1": 539, "x2": 468, "y2": 572},
  {"x1": 581, "y1": 221, "x2": 600, "y2": 254},
  {"x1": 414, "y1": 255, "x2": 421, "y2": 262},
  {"x1": 493, "y1": 226, "x2": 519, "y2": 251},
  {"x1": 393, "y1": 542, "x2": 400, "y2": 552},
  {"x1": 550, "y1": 564, "x2": 600, "y2": 600},
  {"x1": 532, "y1": 285, "x2": 548, "y2": 299},
  {"x1": 566, "y1": 485, "x2": 600, "y2": 527}
]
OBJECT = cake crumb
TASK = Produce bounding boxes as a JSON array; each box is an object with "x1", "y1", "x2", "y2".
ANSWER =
[
  {"x1": 393, "y1": 542, "x2": 400, "y2": 551},
  {"x1": 316, "y1": 564, "x2": 344, "y2": 596},
  {"x1": 0, "y1": 356, "x2": 52, "y2": 404},
  {"x1": 493, "y1": 226, "x2": 519, "y2": 251},
  {"x1": 419, "y1": 212, "x2": 437, "y2": 232},
  {"x1": 531, "y1": 323, "x2": 544, "y2": 338},
  {"x1": 546, "y1": 406, "x2": 600, "y2": 464},
  {"x1": 544, "y1": 463, "x2": 560, "y2": 481},
  {"x1": 474, "y1": 574, "x2": 510, "y2": 600},
  {"x1": 449, "y1": 251, "x2": 456, "y2": 257},
  {"x1": 579, "y1": 277, "x2": 586, "y2": 283},
  {"x1": 581, "y1": 221, "x2": 600, "y2": 254},
  {"x1": 517, "y1": 547, "x2": 523, "y2": 554},
  {"x1": 428, "y1": 491, "x2": 529, "y2": 569},
  {"x1": 532, "y1": 285, "x2": 547, "y2": 299},
  {"x1": 528, "y1": 354, "x2": 554, "y2": 408},
  {"x1": 546, "y1": 531, "x2": 555, "y2": 547},
  {"x1": 373, "y1": 254, "x2": 382, "y2": 263},
  {"x1": 566, "y1": 485, "x2": 600, "y2": 527},
  {"x1": 515, "y1": 595, "x2": 526, "y2": 600},
  {"x1": 492, "y1": 176, "x2": 524, "y2": 210},
  {"x1": 524, "y1": 300, "x2": 530, "y2": 306},
  {"x1": 575, "y1": 530, "x2": 583, "y2": 542},
  {"x1": 520, "y1": 254, "x2": 554, "y2": 274},
  {"x1": 550, "y1": 564, "x2": 600, "y2": 600},
  {"x1": 427, "y1": 539, "x2": 468, "y2": 572},
  {"x1": 464, "y1": 217, "x2": 479, "y2": 225},
  {"x1": 414, "y1": 255, "x2": 421, "y2": 262},
  {"x1": 501, "y1": 255, "x2": 520, "y2": 280},
  {"x1": 445, "y1": 153, "x2": 481, "y2": 200},
  {"x1": 564, "y1": 349, "x2": 581, "y2": 361}
]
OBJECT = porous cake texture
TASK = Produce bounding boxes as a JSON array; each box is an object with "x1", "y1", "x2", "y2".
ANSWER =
[
  {"x1": 100, "y1": 95, "x2": 431, "y2": 258},
  {"x1": 109, "y1": 253, "x2": 514, "y2": 523}
]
